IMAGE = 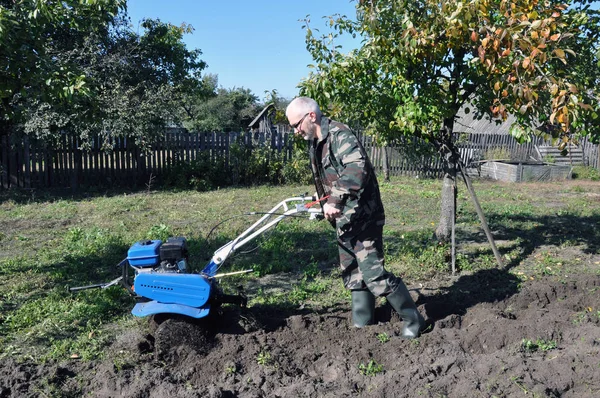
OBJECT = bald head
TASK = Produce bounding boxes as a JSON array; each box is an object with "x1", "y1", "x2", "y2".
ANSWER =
[
  {"x1": 286, "y1": 97, "x2": 322, "y2": 120},
  {"x1": 285, "y1": 97, "x2": 324, "y2": 141}
]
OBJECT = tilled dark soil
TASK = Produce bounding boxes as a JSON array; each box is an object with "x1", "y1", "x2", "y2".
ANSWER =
[{"x1": 1, "y1": 271, "x2": 599, "y2": 397}]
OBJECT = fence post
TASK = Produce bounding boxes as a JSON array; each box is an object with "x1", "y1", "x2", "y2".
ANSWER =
[
  {"x1": 1, "y1": 134, "x2": 8, "y2": 189},
  {"x1": 8, "y1": 134, "x2": 19, "y2": 187},
  {"x1": 71, "y1": 137, "x2": 81, "y2": 193}
]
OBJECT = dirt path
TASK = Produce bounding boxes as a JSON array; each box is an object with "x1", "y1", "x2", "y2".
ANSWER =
[{"x1": 2, "y1": 270, "x2": 599, "y2": 397}]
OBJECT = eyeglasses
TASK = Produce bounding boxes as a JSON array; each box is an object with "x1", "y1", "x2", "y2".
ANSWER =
[{"x1": 290, "y1": 113, "x2": 310, "y2": 130}]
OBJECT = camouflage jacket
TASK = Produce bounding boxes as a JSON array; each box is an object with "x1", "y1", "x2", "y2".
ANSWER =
[{"x1": 309, "y1": 117, "x2": 385, "y2": 237}]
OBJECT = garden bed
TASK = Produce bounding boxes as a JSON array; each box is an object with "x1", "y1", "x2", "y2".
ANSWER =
[{"x1": 480, "y1": 160, "x2": 572, "y2": 182}]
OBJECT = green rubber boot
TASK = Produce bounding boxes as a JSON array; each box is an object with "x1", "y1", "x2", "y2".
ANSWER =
[
  {"x1": 351, "y1": 289, "x2": 376, "y2": 328},
  {"x1": 385, "y1": 283, "x2": 425, "y2": 339}
]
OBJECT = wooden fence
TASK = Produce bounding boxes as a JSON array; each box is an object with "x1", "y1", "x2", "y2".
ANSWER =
[{"x1": 1, "y1": 130, "x2": 598, "y2": 190}]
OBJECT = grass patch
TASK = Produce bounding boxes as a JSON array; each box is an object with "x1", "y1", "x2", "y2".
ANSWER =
[
  {"x1": 358, "y1": 359, "x2": 384, "y2": 376},
  {"x1": 520, "y1": 338, "x2": 558, "y2": 353},
  {"x1": 571, "y1": 166, "x2": 600, "y2": 181}
]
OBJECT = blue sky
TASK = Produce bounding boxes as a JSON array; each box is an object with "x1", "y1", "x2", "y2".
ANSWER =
[{"x1": 126, "y1": 0, "x2": 361, "y2": 101}]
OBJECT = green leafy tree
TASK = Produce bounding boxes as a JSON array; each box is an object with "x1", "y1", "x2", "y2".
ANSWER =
[
  {"x1": 85, "y1": 17, "x2": 207, "y2": 148},
  {"x1": 183, "y1": 85, "x2": 260, "y2": 132},
  {"x1": 0, "y1": 0, "x2": 126, "y2": 125},
  {"x1": 300, "y1": 0, "x2": 599, "y2": 242},
  {"x1": 2, "y1": 3, "x2": 208, "y2": 150}
]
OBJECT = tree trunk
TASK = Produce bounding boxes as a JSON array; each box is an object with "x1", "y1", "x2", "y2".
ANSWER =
[
  {"x1": 435, "y1": 147, "x2": 457, "y2": 243},
  {"x1": 382, "y1": 146, "x2": 390, "y2": 181},
  {"x1": 435, "y1": 120, "x2": 458, "y2": 243}
]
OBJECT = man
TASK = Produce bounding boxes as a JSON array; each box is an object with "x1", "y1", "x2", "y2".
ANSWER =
[{"x1": 285, "y1": 97, "x2": 425, "y2": 338}]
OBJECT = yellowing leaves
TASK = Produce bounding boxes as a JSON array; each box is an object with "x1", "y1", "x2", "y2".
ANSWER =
[
  {"x1": 541, "y1": 28, "x2": 551, "y2": 39},
  {"x1": 568, "y1": 84, "x2": 578, "y2": 94},
  {"x1": 553, "y1": 48, "x2": 567, "y2": 64}
]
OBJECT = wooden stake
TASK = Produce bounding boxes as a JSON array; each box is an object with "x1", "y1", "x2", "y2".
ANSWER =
[
  {"x1": 458, "y1": 161, "x2": 504, "y2": 268},
  {"x1": 451, "y1": 180, "x2": 456, "y2": 275}
]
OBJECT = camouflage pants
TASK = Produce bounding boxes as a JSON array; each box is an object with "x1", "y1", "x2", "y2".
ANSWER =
[{"x1": 337, "y1": 225, "x2": 399, "y2": 296}]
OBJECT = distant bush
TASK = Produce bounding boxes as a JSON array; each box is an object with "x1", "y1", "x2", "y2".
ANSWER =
[
  {"x1": 162, "y1": 152, "x2": 230, "y2": 191},
  {"x1": 162, "y1": 140, "x2": 312, "y2": 190},
  {"x1": 281, "y1": 147, "x2": 312, "y2": 185},
  {"x1": 571, "y1": 166, "x2": 600, "y2": 181}
]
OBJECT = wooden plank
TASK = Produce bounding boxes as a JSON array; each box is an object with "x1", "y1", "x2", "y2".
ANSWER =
[
  {"x1": 188, "y1": 132, "x2": 194, "y2": 162},
  {"x1": 173, "y1": 131, "x2": 179, "y2": 165},
  {"x1": 211, "y1": 132, "x2": 216, "y2": 164},
  {"x1": 7, "y1": 135, "x2": 18, "y2": 187},
  {"x1": 164, "y1": 132, "x2": 170, "y2": 169},
  {"x1": 111, "y1": 137, "x2": 118, "y2": 185},
  {"x1": 14, "y1": 137, "x2": 23, "y2": 188},
  {"x1": 60, "y1": 134, "x2": 68, "y2": 187},
  {"x1": 68, "y1": 134, "x2": 75, "y2": 187},
  {"x1": 226, "y1": 132, "x2": 232, "y2": 168},
  {"x1": 92, "y1": 135, "x2": 99, "y2": 184},
  {"x1": 124, "y1": 136, "x2": 130, "y2": 183},
  {"x1": 72, "y1": 137, "x2": 81, "y2": 191},
  {"x1": 130, "y1": 138, "x2": 137, "y2": 185},
  {"x1": 152, "y1": 135, "x2": 164, "y2": 175},
  {"x1": 113, "y1": 137, "x2": 119, "y2": 185},
  {"x1": 36, "y1": 139, "x2": 44, "y2": 187},
  {"x1": 100, "y1": 136, "x2": 106, "y2": 184},
  {"x1": 151, "y1": 137, "x2": 157, "y2": 176},
  {"x1": 118, "y1": 136, "x2": 124, "y2": 184},
  {"x1": 221, "y1": 132, "x2": 226, "y2": 164},
  {"x1": 108, "y1": 138, "x2": 115, "y2": 185},
  {"x1": 195, "y1": 132, "x2": 201, "y2": 161},
  {"x1": 45, "y1": 144, "x2": 53, "y2": 188},
  {"x1": 0, "y1": 135, "x2": 7, "y2": 189},
  {"x1": 133, "y1": 143, "x2": 140, "y2": 185},
  {"x1": 158, "y1": 133, "x2": 164, "y2": 175},
  {"x1": 124, "y1": 137, "x2": 131, "y2": 185},
  {"x1": 23, "y1": 135, "x2": 31, "y2": 188},
  {"x1": 29, "y1": 138, "x2": 38, "y2": 187},
  {"x1": 186, "y1": 131, "x2": 192, "y2": 162},
  {"x1": 118, "y1": 136, "x2": 125, "y2": 184}
]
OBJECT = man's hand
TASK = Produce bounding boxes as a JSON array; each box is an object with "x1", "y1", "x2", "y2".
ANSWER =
[{"x1": 323, "y1": 203, "x2": 342, "y2": 221}]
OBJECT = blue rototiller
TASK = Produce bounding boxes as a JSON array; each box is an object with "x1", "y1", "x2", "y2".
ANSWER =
[{"x1": 69, "y1": 195, "x2": 323, "y2": 320}]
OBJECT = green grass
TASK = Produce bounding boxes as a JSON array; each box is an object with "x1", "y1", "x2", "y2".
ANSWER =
[
  {"x1": 520, "y1": 338, "x2": 558, "y2": 353},
  {"x1": 358, "y1": 359, "x2": 384, "y2": 376},
  {"x1": 1, "y1": 176, "x2": 599, "y2": 363}
]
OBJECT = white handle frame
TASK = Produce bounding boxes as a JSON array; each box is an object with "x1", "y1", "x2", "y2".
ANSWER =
[{"x1": 211, "y1": 196, "x2": 322, "y2": 266}]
